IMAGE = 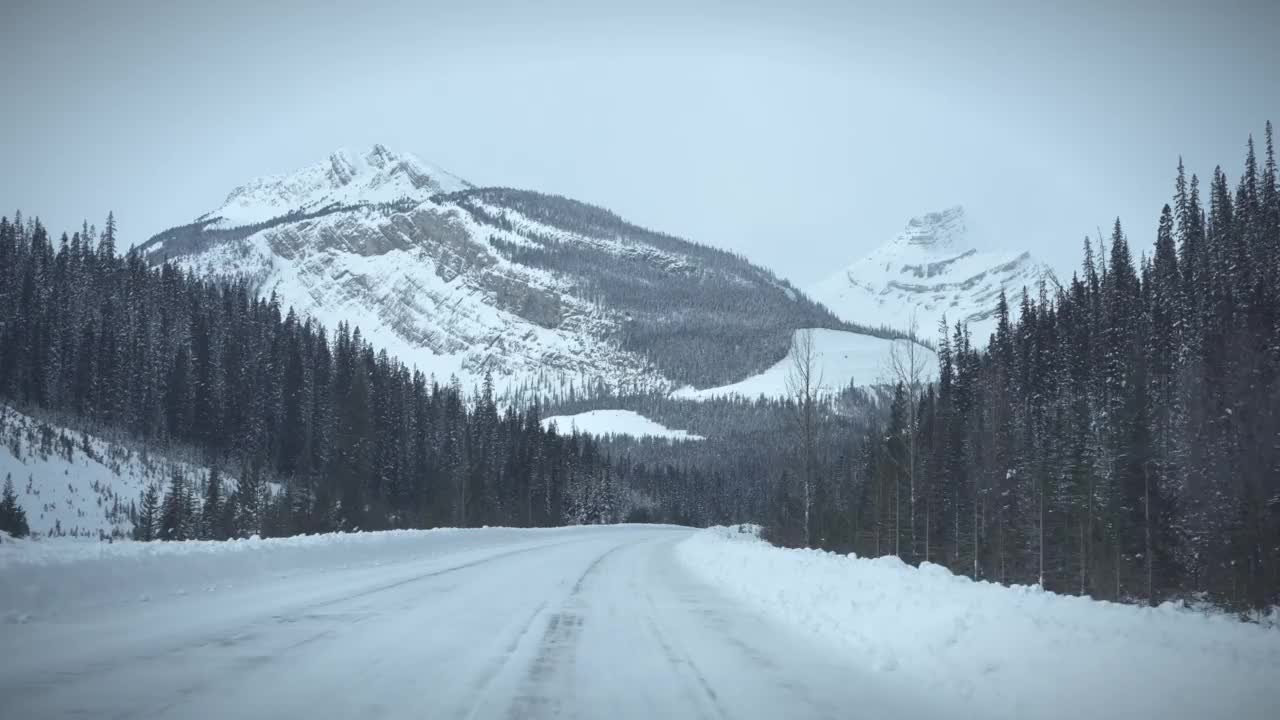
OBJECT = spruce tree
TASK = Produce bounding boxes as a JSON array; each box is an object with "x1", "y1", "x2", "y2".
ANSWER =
[
  {"x1": 0, "y1": 473, "x2": 30, "y2": 538},
  {"x1": 235, "y1": 464, "x2": 263, "y2": 538},
  {"x1": 201, "y1": 466, "x2": 223, "y2": 540},
  {"x1": 135, "y1": 483, "x2": 160, "y2": 542},
  {"x1": 159, "y1": 470, "x2": 189, "y2": 541}
]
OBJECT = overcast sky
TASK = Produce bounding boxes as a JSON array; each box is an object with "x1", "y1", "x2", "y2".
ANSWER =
[{"x1": 2, "y1": 0, "x2": 1278, "y2": 285}]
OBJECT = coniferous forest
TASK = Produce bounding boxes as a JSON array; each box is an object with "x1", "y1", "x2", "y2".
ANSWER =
[
  {"x1": 2, "y1": 125, "x2": 1278, "y2": 618},
  {"x1": 0, "y1": 215, "x2": 726, "y2": 539},
  {"x1": 793, "y1": 124, "x2": 1278, "y2": 615}
]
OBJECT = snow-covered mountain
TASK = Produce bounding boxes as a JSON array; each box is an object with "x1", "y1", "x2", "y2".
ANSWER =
[
  {"x1": 808, "y1": 206, "x2": 1055, "y2": 344},
  {"x1": 140, "y1": 145, "x2": 877, "y2": 396},
  {"x1": 197, "y1": 144, "x2": 472, "y2": 229}
]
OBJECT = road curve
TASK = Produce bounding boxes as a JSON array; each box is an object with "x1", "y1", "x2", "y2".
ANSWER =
[{"x1": 1, "y1": 526, "x2": 949, "y2": 719}]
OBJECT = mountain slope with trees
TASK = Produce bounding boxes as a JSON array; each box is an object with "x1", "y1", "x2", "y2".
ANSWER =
[
  {"x1": 0, "y1": 215, "x2": 735, "y2": 537},
  {"x1": 798, "y1": 124, "x2": 1280, "y2": 616}
]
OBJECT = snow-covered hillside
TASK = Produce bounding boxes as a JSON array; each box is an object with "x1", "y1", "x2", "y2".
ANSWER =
[
  {"x1": 541, "y1": 409, "x2": 703, "y2": 441},
  {"x1": 809, "y1": 206, "x2": 1055, "y2": 344},
  {"x1": 673, "y1": 328, "x2": 935, "y2": 401},
  {"x1": 677, "y1": 526, "x2": 1280, "y2": 720},
  {"x1": 140, "y1": 146, "x2": 865, "y2": 397},
  {"x1": 0, "y1": 405, "x2": 217, "y2": 539}
]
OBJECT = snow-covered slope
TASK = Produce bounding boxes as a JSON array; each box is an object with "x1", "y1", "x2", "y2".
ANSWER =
[
  {"x1": 809, "y1": 206, "x2": 1055, "y2": 344},
  {"x1": 673, "y1": 328, "x2": 936, "y2": 401},
  {"x1": 678, "y1": 526, "x2": 1280, "y2": 720},
  {"x1": 541, "y1": 409, "x2": 703, "y2": 441},
  {"x1": 141, "y1": 146, "x2": 854, "y2": 396},
  {"x1": 0, "y1": 405, "x2": 221, "y2": 539}
]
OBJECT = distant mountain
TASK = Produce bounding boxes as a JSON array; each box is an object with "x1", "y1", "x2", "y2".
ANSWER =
[
  {"x1": 807, "y1": 206, "x2": 1056, "y2": 344},
  {"x1": 139, "y1": 145, "x2": 890, "y2": 396}
]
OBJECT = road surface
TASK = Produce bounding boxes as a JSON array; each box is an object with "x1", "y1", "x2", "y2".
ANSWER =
[{"x1": 1, "y1": 526, "x2": 948, "y2": 719}]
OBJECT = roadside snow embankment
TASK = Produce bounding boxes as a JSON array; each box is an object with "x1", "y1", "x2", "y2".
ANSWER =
[{"x1": 677, "y1": 527, "x2": 1280, "y2": 720}]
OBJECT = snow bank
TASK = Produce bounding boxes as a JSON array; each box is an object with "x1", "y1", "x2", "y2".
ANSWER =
[
  {"x1": 677, "y1": 527, "x2": 1280, "y2": 720},
  {"x1": 542, "y1": 409, "x2": 703, "y2": 441},
  {"x1": 0, "y1": 526, "x2": 640, "y2": 623}
]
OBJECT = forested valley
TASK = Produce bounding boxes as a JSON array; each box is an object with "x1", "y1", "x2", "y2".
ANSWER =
[
  {"x1": 2, "y1": 124, "x2": 1278, "y2": 619},
  {"x1": 0, "y1": 217, "x2": 726, "y2": 539}
]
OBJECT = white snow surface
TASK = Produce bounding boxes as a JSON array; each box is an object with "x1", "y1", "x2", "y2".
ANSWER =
[
  {"x1": 809, "y1": 206, "x2": 1055, "y2": 344},
  {"x1": 673, "y1": 328, "x2": 936, "y2": 400},
  {"x1": 541, "y1": 409, "x2": 703, "y2": 441},
  {"x1": 0, "y1": 525, "x2": 960, "y2": 719},
  {"x1": 677, "y1": 526, "x2": 1280, "y2": 720}
]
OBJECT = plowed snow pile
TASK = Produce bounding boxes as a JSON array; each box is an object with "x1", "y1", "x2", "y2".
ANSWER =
[{"x1": 677, "y1": 526, "x2": 1280, "y2": 720}]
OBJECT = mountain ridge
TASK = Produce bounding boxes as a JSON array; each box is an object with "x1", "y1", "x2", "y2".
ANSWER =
[{"x1": 139, "y1": 145, "x2": 901, "y2": 397}]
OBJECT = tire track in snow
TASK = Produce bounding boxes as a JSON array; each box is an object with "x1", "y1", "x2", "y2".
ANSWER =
[
  {"x1": 295, "y1": 538, "x2": 583, "y2": 613},
  {"x1": 640, "y1": 590, "x2": 730, "y2": 720},
  {"x1": 501, "y1": 541, "x2": 628, "y2": 719}
]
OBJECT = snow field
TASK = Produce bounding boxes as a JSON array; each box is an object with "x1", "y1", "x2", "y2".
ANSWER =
[
  {"x1": 675, "y1": 526, "x2": 1280, "y2": 720},
  {"x1": 541, "y1": 409, "x2": 703, "y2": 440},
  {"x1": 673, "y1": 328, "x2": 935, "y2": 400}
]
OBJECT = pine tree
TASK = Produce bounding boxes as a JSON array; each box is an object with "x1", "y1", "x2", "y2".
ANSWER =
[
  {"x1": 235, "y1": 464, "x2": 263, "y2": 538},
  {"x1": 98, "y1": 211, "x2": 117, "y2": 261},
  {"x1": 0, "y1": 473, "x2": 30, "y2": 538},
  {"x1": 159, "y1": 471, "x2": 190, "y2": 541},
  {"x1": 202, "y1": 466, "x2": 224, "y2": 540},
  {"x1": 135, "y1": 482, "x2": 160, "y2": 542}
]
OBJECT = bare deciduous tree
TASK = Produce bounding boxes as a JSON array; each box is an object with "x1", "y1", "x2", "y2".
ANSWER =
[
  {"x1": 786, "y1": 328, "x2": 823, "y2": 547},
  {"x1": 887, "y1": 313, "x2": 929, "y2": 561}
]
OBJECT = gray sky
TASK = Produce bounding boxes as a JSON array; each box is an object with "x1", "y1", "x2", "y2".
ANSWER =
[{"x1": 2, "y1": 0, "x2": 1278, "y2": 284}]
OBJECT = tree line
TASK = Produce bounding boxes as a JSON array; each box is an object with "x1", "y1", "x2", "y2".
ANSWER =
[{"x1": 786, "y1": 124, "x2": 1279, "y2": 615}]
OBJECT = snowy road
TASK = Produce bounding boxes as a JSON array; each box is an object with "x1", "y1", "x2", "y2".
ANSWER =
[{"x1": 1, "y1": 526, "x2": 948, "y2": 719}]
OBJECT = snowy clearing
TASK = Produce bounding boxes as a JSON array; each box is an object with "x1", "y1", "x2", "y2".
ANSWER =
[
  {"x1": 672, "y1": 328, "x2": 936, "y2": 400},
  {"x1": 676, "y1": 526, "x2": 1280, "y2": 720},
  {"x1": 0, "y1": 404, "x2": 227, "y2": 539},
  {"x1": 0, "y1": 525, "x2": 959, "y2": 719},
  {"x1": 541, "y1": 409, "x2": 703, "y2": 441}
]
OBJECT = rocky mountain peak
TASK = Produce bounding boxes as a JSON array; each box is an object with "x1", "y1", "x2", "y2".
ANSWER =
[{"x1": 893, "y1": 205, "x2": 967, "y2": 252}]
